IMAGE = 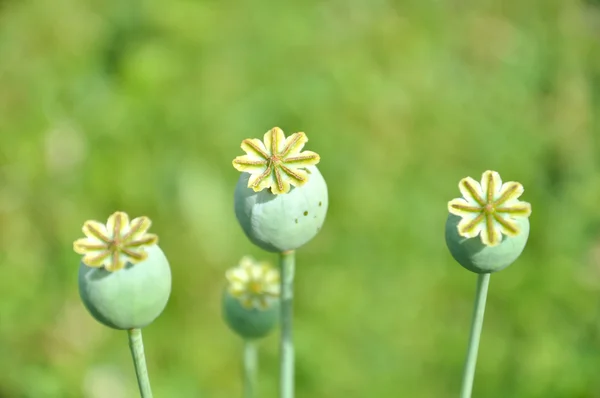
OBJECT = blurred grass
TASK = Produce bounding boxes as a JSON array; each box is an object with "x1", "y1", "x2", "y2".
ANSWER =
[{"x1": 1, "y1": 0, "x2": 600, "y2": 397}]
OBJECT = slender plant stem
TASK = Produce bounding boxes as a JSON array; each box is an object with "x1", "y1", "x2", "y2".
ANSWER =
[
  {"x1": 127, "y1": 328, "x2": 153, "y2": 398},
  {"x1": 460, "y1": 273, "x2": 491, "y2": 398},
  {"x1": 279, "y1": 250, "x2": 295, "y2": 398},
  {"x1": 243, "y1": 340, "x2": 258, "y2": 398}
]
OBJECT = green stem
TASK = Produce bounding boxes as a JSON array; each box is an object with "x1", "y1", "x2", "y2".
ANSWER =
[
  {"x1": 243, "y1": 340, "x2": 258, "y2": 398},
  {"x1": 279, "y1": 250, "x2": 295, "y2": 398},
  {"x1": 127, "y1": 328, "x2": 153, "y2": 398},
  {"x1": 460, "y1": 273, "x2": 491, "y2": 398}
]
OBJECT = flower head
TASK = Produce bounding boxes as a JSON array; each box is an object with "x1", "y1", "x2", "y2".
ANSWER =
[
  {"x1": 73, "y1": 211, "x2": 158, "y2": 272},
  {"x1": 448, "y1": 170, "x2": 532, "y2": 247},
  {"x1": 232, "y1": 127, "x2": 320, "y2": 195},
  {"x1": 225, "y1": 256, "x2": 280, "y2": 310}
]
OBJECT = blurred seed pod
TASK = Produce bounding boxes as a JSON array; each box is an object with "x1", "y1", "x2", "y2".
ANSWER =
[
  {"x1": 222, "y1": 256, "x2": 280, "y2": 339},
  {"x1": 222, "y1": 292, "x2": 279, "y2": 340}
]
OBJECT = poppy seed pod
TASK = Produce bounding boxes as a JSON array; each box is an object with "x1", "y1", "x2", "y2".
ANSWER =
[
  {"x1": 223, "y1": 292, "x2": 279, "y2": 339},
  {"x1": 445, "y1": 170, "x2": 532, "y2": 274},
  {"x1": 232, "y1": 127, "x2": 328, "y2": 253},
  {"x1": 73, "y1": 212, "x2": 171, "y2": 330},
  {"x1": 222, "y1": 256, "x2": 280, "y2": 339}
]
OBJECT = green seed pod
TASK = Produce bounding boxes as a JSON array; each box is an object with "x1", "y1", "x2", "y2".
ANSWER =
[
  {"x1": 445, "y1": 214, "x2": 529, "y2": 273},
  {"x1": 222, "y1": 291, "x2": 279, "y2": 340},
  {"x1": 445, "y1": 170, "x2": 532, "y2": 274},
  {"x1": 73, "y1": 212, "x2": 171, "y2": 330},
  {"x1": 231, "y1": 128, "x2": 328, "y2": 252},
  {"x1": 234, "y1": 165, "x2": 328, "y2": 253},
  {"x1": 78, "y1": 244, "x2": 171, "y2": 329},
  {"x1": 223, "y1": 256, "x2": 280, "y2": 339}
]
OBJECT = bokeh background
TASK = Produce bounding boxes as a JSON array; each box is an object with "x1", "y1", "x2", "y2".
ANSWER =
[{"x1": 2, "y1": 0, "x2": 600, "y2": 397}]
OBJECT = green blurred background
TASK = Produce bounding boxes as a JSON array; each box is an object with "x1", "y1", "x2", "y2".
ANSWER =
[{"x1": 1, "y1": 0, "x2": 600, "y2": 396}]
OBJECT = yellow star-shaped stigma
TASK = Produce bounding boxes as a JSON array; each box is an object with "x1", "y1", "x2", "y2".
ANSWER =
[
  {"x1": 232, "y1": 127, "x2": 320, "y2": 195},
  {"x1": 225, "y1": 256, "x2": 280, "y2": 310},
  {"x1": 448, "y1": 170, "x2": 532, "y2": 247},
  {"x1": 73, "y1": 211, "x2": 158, "y2": 272}
]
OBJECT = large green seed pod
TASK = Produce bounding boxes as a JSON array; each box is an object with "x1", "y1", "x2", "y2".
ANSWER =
[
  {"x1": 222, "y1": 290, "x2": 279, "y2": 340},
  {"x1": 73, "y1": 212, "x2": 171, "y2": 330},
  {"x1": 78, "y1": 244, "x2": 172, "y2": 330},
  {"x1": 231, "y1": 128, "x2": 328, "y2": 252},
  {"x1": 445, "y1": 214, "x2": 530, "y2": 274},
  {"x1": 234, "y1": 165, "x2": 328, "y2": 253}
]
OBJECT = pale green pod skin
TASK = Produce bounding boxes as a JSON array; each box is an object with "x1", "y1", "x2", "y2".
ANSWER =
[
  {"x1": 78, "y1": 244, "x2": 172, "y2": 330},
  {"x1": 222, "y1": 291, "x2": 279, "y2": 339},
  {"x1": 445, "y1": 214, "x2": 530, "y2": 274},
  {"x1": 234, "y1": 165, "x2": 328, "y2": 253}
]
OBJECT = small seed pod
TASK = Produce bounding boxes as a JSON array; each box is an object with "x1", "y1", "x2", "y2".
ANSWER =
[
  {"x1": 232, "y1": 127, "x2": 328, "y2": 253},
  {"x1": 222, "y1": 256, "x2": 279, "y2": 339},
  {"x1": 223, "y1": 292, "x2": 279, "y2": 340},
  {"x1": 445, "y1": 170, "x2": 532, "y2": 274},
  {"x1": 73, "y1": 212, "x2": 171, "y2": 330}
]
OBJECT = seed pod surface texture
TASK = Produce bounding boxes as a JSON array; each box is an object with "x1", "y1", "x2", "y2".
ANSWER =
[
  {"x1": 445, "y1": 214, "x2": 530, "y2": 274},
  {"x1": 78, "y1": 244, "x2": 172, "y2": 330},
  {"x1": 234, "y1": 165, "x2": 328, "y2": 252}
]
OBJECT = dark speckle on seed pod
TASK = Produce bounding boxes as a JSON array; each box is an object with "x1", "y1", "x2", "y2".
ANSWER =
[
  {"x1": 295, "y1": 219, "x2": 298, "y2": 224},
  {"x1": 319, "y1": 201, "x2": 322, "y2": 206},
  {"x1": 303, "y1": 211, "x2": 308, "y2": 216}
]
